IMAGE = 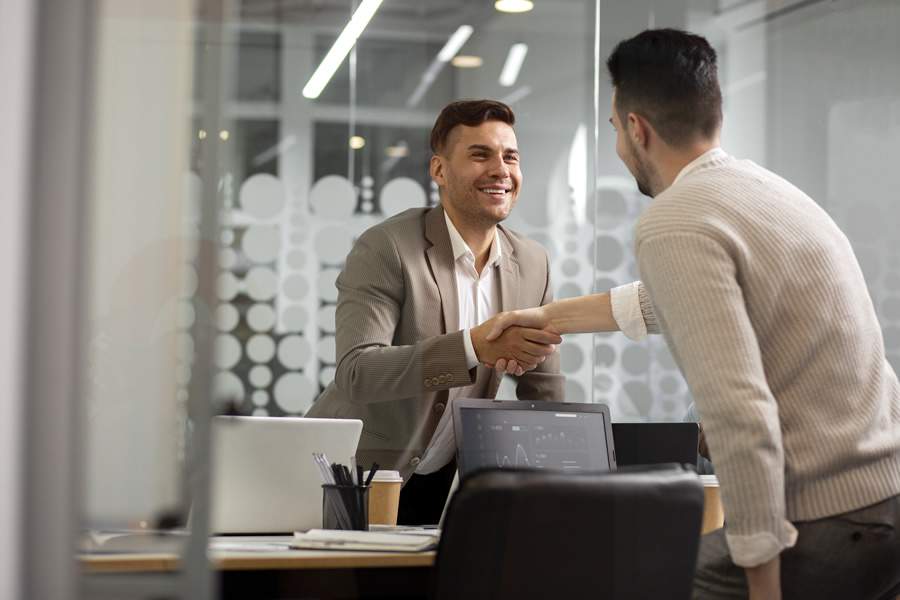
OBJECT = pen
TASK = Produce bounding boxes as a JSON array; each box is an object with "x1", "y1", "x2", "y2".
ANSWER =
[{"x1": 364, "y1": 463, "x2": 379, "y2": 487}]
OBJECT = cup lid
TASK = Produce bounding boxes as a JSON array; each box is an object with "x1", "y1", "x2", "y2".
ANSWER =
[{"x1": 364, "y1": 469, "x2": 403, "y2": 483}]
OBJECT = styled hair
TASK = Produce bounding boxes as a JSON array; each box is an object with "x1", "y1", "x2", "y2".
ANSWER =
[
  {"x1": 606, "y1": 28, "x2": 722, "y2": 146},
  {"x1": 429, "y1": 99, "x2": 515, "y2": 154}
]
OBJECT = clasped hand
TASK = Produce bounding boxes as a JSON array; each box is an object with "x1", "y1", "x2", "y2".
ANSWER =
[{"x1": 470, "y1": 307, "x2": 558, "y2": 376}]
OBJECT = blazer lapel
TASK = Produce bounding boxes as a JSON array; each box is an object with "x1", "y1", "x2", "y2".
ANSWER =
[
  {"x1": 496, "y1": 227, "x2": 520, "y2": 312},
  {"x1": 424, "y1": 206, "x2": 458, "y2": 333}
]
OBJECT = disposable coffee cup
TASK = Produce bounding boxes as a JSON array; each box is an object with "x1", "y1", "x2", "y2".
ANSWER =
[{"x1": 365, "y1": 470, "x2": 403, "y2": 526}]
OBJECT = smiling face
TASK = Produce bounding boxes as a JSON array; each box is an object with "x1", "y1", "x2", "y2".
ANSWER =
[{"x1": 430, "y1": 120, "x2": 521, "y2": 230}]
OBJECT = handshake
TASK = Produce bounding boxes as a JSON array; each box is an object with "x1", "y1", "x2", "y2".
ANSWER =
[{"x1": 470, "y1": 306, "x2": 559, "y2": 377}]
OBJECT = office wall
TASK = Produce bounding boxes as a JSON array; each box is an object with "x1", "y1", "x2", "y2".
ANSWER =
[{"x1": 0, "y1": 0, "x2": 35, "y2": 596}]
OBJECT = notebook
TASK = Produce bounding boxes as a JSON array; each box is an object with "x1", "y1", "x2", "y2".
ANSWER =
[{"x1": 210, "y1": 416, "x2": 362, "y2": 534}]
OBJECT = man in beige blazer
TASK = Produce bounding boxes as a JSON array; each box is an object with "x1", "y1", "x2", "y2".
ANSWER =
[{"x1": 307, "y1": 99, "x2": 567, "y2": 523}]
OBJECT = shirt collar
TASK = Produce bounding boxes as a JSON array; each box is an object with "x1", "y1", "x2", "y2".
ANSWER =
[
  {"x1": 444, "y1": 210, "x2": 502, "y2": 266},
  {"x1": 671, "y1": 147, "x2": 728, "y2": 187}
]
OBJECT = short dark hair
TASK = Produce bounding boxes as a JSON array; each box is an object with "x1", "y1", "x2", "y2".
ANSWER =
[
  {"x1": 606, "y1": 28, "x2": 722, "y2": 146},
  {"x1": 429, "y1": 99, "x2": 515, "y2": 154}
]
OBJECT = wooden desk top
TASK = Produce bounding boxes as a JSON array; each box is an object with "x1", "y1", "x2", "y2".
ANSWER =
[{"x1": 82, "y1": 542, "x2": 436, "y2": 574}]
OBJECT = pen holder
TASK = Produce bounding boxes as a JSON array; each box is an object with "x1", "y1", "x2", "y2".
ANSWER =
[{"x1": 322, "y1": 484, "x2": 370, "y2": 531}]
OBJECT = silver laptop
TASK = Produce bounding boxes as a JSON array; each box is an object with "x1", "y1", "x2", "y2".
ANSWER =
[{"x1": 210, "y1": 416, "x2": 362, "y2": 534}]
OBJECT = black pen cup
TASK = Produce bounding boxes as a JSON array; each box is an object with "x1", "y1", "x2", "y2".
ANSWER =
[{"x1": 322, "y1": 484, "x2": 370, "y2": 530}]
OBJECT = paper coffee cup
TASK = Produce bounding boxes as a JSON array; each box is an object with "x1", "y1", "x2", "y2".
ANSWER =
[{"x1": 365, "y1": 470, "x2": 403, "y2": 526}]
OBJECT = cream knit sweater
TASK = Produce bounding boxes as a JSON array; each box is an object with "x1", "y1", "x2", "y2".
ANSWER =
[{"x1": 635, "y1": 149, "x2": 900, "y2": 567}]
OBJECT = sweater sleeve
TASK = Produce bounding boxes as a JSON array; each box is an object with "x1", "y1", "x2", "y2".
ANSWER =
[{"x1": 636, "y1": 231, "x2": 797, "y2": 567}]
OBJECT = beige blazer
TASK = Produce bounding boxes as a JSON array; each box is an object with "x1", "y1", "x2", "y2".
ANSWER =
[{"x1": 306, "y1": 206, "x2": 564, "y2": 482}]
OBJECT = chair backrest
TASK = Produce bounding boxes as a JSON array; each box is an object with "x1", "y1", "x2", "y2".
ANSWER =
[{"x1": 432, "y1": 465, "x2": 704, "y2": 600}]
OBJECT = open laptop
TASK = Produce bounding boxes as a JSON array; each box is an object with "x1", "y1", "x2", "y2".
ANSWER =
[
  {"x1": 210, "y1": 416, "x2": 362, "y2": 534},
  {"x1": 452, "y1": 398, "x2": 617, "y2": 479},
  {"x1": 611, "y1": 422, "x2": 699, "y2": 468}
]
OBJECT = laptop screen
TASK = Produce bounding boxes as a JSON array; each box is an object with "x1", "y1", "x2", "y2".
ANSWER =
[{"x1": 453, "y1": 399, "x2": 616, "y2": 478}]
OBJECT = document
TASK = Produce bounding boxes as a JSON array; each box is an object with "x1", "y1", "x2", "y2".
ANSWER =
[{"x1": 291, "y1": 529, "x2": 439, "y2": 552}]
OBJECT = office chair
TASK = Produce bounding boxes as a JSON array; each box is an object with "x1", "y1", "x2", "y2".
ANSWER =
[{"x1": 432, "y1": 465, "x2": 704, "y2": 600}]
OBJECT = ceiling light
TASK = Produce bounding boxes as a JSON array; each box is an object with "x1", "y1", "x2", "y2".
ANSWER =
[
  {"x1": 499, "y1": 43, "x2": 528, "y2": 86},
  {"x1": 349, "y1": 136, "x2": 366, "y2": 150},
  {"x1": 452, "y1": 55, "x2": 483, "y2": 68},
  {"x1": 438, "y1": 25, "x2": 474, "y2": 62},
  {"x1": 385, "y1": 142, "x2": 409, "y2": 158},
  {"x1": 219, "y1": 130, "x2": 230, "y2": 141},
  {"x1": 495, "y1": 0, "x2": 534, "y2": 13},
  {"x1": 197, "y1": 129, "x2": 207, "y2": 140},
  {"x1": 302, "y1": 0, "x2": 384, "y2": 99},
  {"x1": 406, "y1": 25, "x2": 474, "y2": 107}
]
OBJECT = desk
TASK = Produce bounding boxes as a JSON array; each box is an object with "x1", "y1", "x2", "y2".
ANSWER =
[
  {"x1": 82, "y1": 537, "x2": 435, "y2": 600},
  {"x1": 82, "y1": 489, "x2": 724, "y2": 599}
]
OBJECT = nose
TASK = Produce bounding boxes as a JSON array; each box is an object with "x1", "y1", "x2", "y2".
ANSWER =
[{"x1": 488, "y1": 155, "x2": 511, "y2": 178}]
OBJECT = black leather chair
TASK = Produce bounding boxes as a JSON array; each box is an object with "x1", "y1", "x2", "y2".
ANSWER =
[{"x1": 432, "y1": 465, "x2": 704, "y2": 600}]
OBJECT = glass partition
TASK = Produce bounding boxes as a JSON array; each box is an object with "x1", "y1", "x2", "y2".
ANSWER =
[{"x1": 74, "y1": 0, "x2": 900, "y2": 589}]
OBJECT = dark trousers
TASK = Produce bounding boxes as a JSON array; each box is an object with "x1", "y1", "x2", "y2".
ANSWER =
[
  {"x1": 397, "y1": 459, "x2": 457, "y2": 526},
  {"x1": 693, "y1": 494, "x2": 900, "y2": 600}
]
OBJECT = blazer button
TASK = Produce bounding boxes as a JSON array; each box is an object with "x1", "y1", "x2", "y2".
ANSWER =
[
  {"x1": 433, "y1": 403, "x2": 445, "y2": 415},
  {"x1": 410, "y1": 456, "x2": 421, "y2": 467}
]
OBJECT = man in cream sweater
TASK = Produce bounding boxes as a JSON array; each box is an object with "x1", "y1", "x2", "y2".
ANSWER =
[{"x1": 485, "y1": 29, "x2": 900, "y2": 599}]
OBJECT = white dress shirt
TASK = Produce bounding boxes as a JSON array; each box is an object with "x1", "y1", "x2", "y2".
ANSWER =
[
  {"x1": 415, "y1": 213, "x2": 649, "y2": 474},
  {"x1": 416, "y1": 213, "x2": 502, "y2": 474}
]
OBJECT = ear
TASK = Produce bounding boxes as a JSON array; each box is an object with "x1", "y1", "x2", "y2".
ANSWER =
[
  {"x1": 627, "y1": 112, "x2": 649, "y2": 150},
  {"x1": 430, "y1": 154, "x2": 446, "y2": 187}
]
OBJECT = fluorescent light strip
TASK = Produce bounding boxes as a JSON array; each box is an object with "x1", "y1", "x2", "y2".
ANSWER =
[
  {"x1": 499, "y1": 43, "x2": 528, "y2": 87},
  {"x1": 406, "y1": 25, "x2": 474, "y2": 107},
  {"x1": 437, "y1": 25, "x2": 474, "y2": 62},
  {"x1": 302, "y1": 0, "x2": 384, "y2": 99}
]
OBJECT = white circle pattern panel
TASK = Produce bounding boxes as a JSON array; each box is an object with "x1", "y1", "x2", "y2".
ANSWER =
[
  {"x1": 313, "y1": 227, "x2": 354, "y2": 265},
  {"x1": 240, "y1": 173, "x2": 286, "y2": 219},
  {"x1": 216, "y1": 304, "x2": 240, "y2": 332},
  {"x1": 283, "y1": 274, "x2": 310, "y2": 301},
  {"x1": 245, "y1": 267, "x2": 277, "y2": 301},
  {"x1": 246, "y1": 334, "x2": 276, "y2": 363},
  {"x1": 217, "y1": 271, "x2": 239, "y2": 301},
  {"x1": 273, "y1": 373, "x2": 316, "y2": 414},
  {"x1": 214, "y1": 334, "x2": 242, "y2": 370},
  {"x1": 249, "y1": 365, "x2": 273, "y2": 388},
  {"x1": 379, "y1": 177, "x2": 426, "y2": 217},
  {"x1": 213, "y1": 371, "x2": 244, "y2": 403},
  {"x1": 177, "y1": 301, "x2": 196, "y2": 329},
  {"x1": 219, "y1": 248, "x2": 238, "y2": 270},
  {"x1": 317, "y1": 305, "x2": 336, "y2": 333},
  {"x1": 287, "y1": 249, "x2": 306, "y2": 269},
  {"x1": 309, "y1": 175, "x2": 357, "y2": 219},
  {"x1": 281, "y1": 305, "x2": 309, "y2": 332},
  {"x1": 317, "y1": 269, "x2": 340, "y2": 303},
  {"x1": 278, "y1": 335, "x2": 311, "y2": 369},
  {"x1": 252, "y1": 390, "x2": 269, "y2": 407},
  {"x1": 242, "y1": 225, "x2": 281, "y2": 264},
  {"x1": 253, "y1": 408, "x2": 268, "y2": 416},
  {"x1": 247, "y1": 303, "x2": 276, "y2": 332},
  {"x1": 316, "y1": 335, "x2": 336, "y2": 364},
  {"x1": 319, "y1": 365, "x2": 336, "y2": 388}
]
